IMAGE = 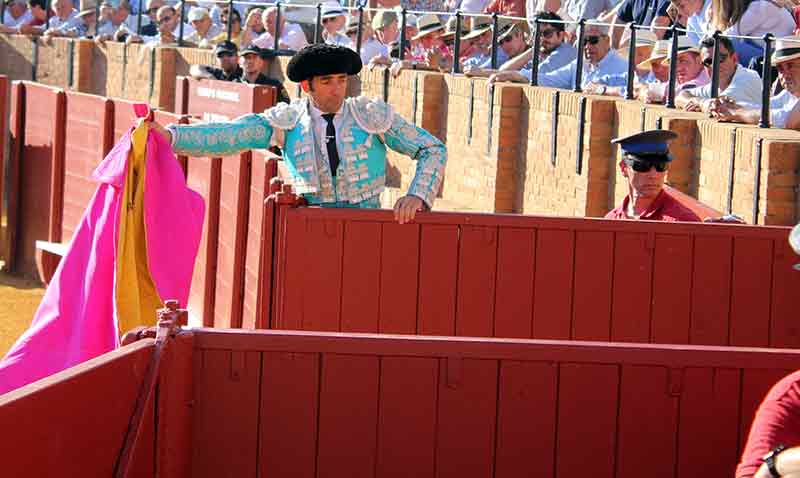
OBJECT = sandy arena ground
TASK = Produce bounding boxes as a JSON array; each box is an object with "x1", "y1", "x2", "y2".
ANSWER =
[{"x1": 0, "y1": 272, "x2": 44, "y2": 356}]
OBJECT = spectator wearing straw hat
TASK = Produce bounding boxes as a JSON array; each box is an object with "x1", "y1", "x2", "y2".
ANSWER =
[
  {"x1": 253, "y1": 6, "x2": 308, "y2": 52},
  {"x1": 321, "y1": 2, "x2": 352, "y2": 48},
  {"x1": 0, "y1": 0, "x2": 32, "y2": 32},
  {"x1": 46, "y1": 0, "x2": 97, "y2": 37},
  {"x1": 677, "y1": 35, "x2": 762, "y2": 112},
  {"x1": 710, "y1": 36, "x2": 800, "y2": 130},
  {"x1": 184, "y1": 6, "x2": 222, "y2": 47},
  {"x1": 464, "y1": 17, "x2": 528, "y2": 75},
  {"x1": 460, "y1": 16, "x2": 494, "y2": 69},
  {"x1": 641, "y1": 35, "x2": 709, "y2": 103},
  {"x1": 408, "y1": 13, "x2": 449, "y2": 66}
]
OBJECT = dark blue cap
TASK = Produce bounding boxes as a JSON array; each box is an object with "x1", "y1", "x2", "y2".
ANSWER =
[{"x1": 611, "y1": 129, "x2": 677, "y2": 157}]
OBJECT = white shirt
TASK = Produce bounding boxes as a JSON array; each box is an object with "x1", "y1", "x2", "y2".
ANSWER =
[
  {"x1": 2, "y1": 9, "x2": 32, "y2": 28},
  {"x1": 46, "y1": 10, "x2": 79, "y2": 31},
  {"x1": 323, "y1": 30, "x2": 353, "y2": 48},
  {"x1": 686, "y1": 0, "x2": 710, "y2": 44},
  {"x1": 184, "y1": 23, "x2": 222, "y2": 44},
  {"x1": 309, "y1": 101, "x2": 345, "y2": 175},
  {"x1": 770, "y1": 89, "x2": 800, "y2": 129},
  {"x1": 356, "y1": 38, "x2": 388, "y2": 64},
  {"x1": 253, "y1": 23, "x2": 308, "y2": 51},
  {"x1": 687, "y1": 65, "x2": 763, "y2": 109},
  {"x1": 460, "y1": 0, "x2": 490, "y2": 13},
  {"x1": 724, "y1": 0, "x2": 796, "y2": 46}
]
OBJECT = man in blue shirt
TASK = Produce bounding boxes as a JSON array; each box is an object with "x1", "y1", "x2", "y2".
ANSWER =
[
  {"x1": 463, "y1": 18, "x2": 528, "y2": 76},
  {"x1": 610, "y1": 0, "x2": 671, "y2": 47}
]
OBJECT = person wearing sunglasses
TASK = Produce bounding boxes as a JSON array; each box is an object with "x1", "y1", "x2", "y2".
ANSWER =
[
  {"x1": 605, "y1": 130, "x2": 701, "y2": 222},
  {"x1": 676, "y1": 35, "x2": 762, "y2": 113}
]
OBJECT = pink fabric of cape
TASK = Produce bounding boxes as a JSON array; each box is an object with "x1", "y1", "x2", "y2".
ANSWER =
[{"x1": 0, "y1": 106, "x2": 204, "y2": 395}]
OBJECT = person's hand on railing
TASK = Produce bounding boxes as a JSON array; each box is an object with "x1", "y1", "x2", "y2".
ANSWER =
[
  {"x1": 393, "y1": 195, "x2": 427, "y2": 224},
  {"x1": 369, "y1": 55, "x2": 392, "y2": 70},
  {"x1": 683, "y1": 97, "x2": 705, "y2": 112},
  {"x1": 708, "y1": 96, "x2": 742, "y2": 121}
]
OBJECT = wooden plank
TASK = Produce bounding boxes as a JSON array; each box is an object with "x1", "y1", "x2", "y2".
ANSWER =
[
  {"x1": 729, "y1": 238, "x2": 773, "y2": 347},
  {"x1": 435, "y1": 358, "x2": 498, "y2": 478},
  {"x1": 242, "y1": 154, "x2": 270, "y2": 329},
  {"x1": 495, "y1": 361, "x2": 558, "y2": 478},
  {"x1": 191, "y1": 349, "x2": 261, "y2": 478},
  {"x1": 610, "y1": 233, "x2": 653, "y2": 342},
  {"x1": 690, "y1": 236, "x2": 733, "y2": 345},
  {"x1": 572, "y1": 231, "x2": 614, "y2": 340},
  {"x1": 456, "y1": 226, "x2": 498, "y2": 337},
  {"x1": 341, "y1": 221, "x2": 382, "y2": 332},
  {"x1": 275, "y1": 211, "x2": 306, "y2": 330},
  {"x1": 769, "y1": 240, "x2": 800, "y2": 348},
  {"x1": 494, "y1": 228, "x2": 535, "y2": 339},
  {"x1": 417, "y1": 224, "x2": 459, "y2": 336},
  {"x1": 317, "y1": 354, "x2": 380, "y2": 478},
  {"x1": 260, "y1": 351, "x2": 320, "y2": 478},
  {"x1": 615, "y1": 365, "x2": 678, "y2": 478},
  {"x1": 651, "y1": 234, "x2": 693, "y2": 344},
  {"x1": 676, "y1": 368, "x2": 741, "y2": 478},
  {"x1": 532, "y1": 229, "x2": 574, "y2": 340},
  {"x1": 301, "y1": 218, "x2": 344, "y2": 331},
  {"x1": 376, "y1": 357, "x2": 438, "y2": 478},
  {"x1": 556, "y1": 363, "x2": 618, "y2": 478},
  {"x1": 378, "y1": 222, "x2": 420, "y2": 334}
]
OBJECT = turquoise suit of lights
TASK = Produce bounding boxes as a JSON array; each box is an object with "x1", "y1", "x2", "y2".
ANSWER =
[{"x1": 168, "y1": 96, "x2": 447, "y2": 208}]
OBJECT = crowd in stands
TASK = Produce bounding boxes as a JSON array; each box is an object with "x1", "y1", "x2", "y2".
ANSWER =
[{"x1": 3, "y1": 0, "x2": 800, "y2": 131}]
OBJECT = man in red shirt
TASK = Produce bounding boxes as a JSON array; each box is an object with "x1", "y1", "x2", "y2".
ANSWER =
[{"x1": 605, "y1": 130, "x2": 701, "y2": 222}]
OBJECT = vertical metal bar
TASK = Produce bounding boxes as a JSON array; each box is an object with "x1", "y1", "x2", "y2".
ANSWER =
[
  {"x1": 94, "y1": 2, "x2": 100, "y2": 36},
  {"x1": 412, "y1": 73, "x2": 419, "y2": 125},
  {"x1": 550, "y1": 91, "x2": 559, "y2": 166},
  {"x1": 148, "y1": 45, "x2": 156, "y2": 101},
  {"x1": 666, "y1": 24, "x2": 679, "y2": 108},
  {"x1": 710, "y1": 30, "x2": 721, "y2": 98},
  {"x1": 355, "y1": 5, "x2": 363, "y2": 54},
  {"x1": 573, "y1": 18, "x2": 586, "y2": 92},
  {"x1": 752, "y1": 137, "x2": 763, "y2": 224},
  {"x1": 655, "y1": 116, "x2": 663, "y2": 130},
  {"x1": 452, "y1": 11, "x2": 463, "y2": 74},
  {"x1": 0, "y1": 2, "x2": 6, "y2": 24},
  {"x1": 178, "y1": 1, "x2": 186, "y2": 46},
  {"x1": 314, "y1": 3, "x2": 322, "y2": 44},
  {"x1": 575, "y1": 96, "x2": 587, "y2": 174},
  {"x1": 490, "y1": 13, "x2": 499, "y2": 69},
  {"x1": 467, "y1": 79, "x2": 475, "y2": 144},
  {"x1": 67, "y1": 40, "x2": 75, "y2": 88},
  {"x1": 45, "y1": 0, "x2": 51, "y2": 29},
  {"x1": 487, "y1": 83, "x2": 495, "y2": 154},
  {"x1": 398, "y1": 8, "x2": 407, "y2": 61},
  {"x1": 640, "y1": 105, "x2": 646, "y2": 131},
  {"x1": 274, "y1": 2, "x2": 282, "y2": 50},
  {"x1": 726, "y1": 128, "x2": 737, "y2": 214},
  {"x1": 136, "y1": 0, "x2": 143, "y2": 34},
  {"x1": 529, "y1": 18, "x2": 540, "y2": 86},
  {"x1": 759, "y1": 34, "x2": 773, "y2": 128},
  {"x1": 31, "y1": 37, "x2": 39, "y2": 81},
  {"x1": 382, "y1": 67, "x2": 389, "y2": 102},
  {"x1": 226, "y1": 0, "x2": 234, "y2": 41},
  {"x1": 625, "y1": 23, "x2": 636, "y2": 100}
]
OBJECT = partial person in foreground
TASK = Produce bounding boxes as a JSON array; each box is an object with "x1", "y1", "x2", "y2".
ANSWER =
[
  {"x1": 150, "y1": 44, "x2": 447, "y2": 224},
  {"x1": 606, "y1": 130, "x2": 701, "y2": 222}
]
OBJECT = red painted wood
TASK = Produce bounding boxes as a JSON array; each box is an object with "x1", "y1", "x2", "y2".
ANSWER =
[
  {"x1": 242, "y1": 154, "x2": 273, "y2": 329},
  {"x1": 738, "y1": 369, "x2": 793, "y2": 454},
  {"x1": 495, "y1": 361, "x2": 557, "y2": 478},
  {"x1": 533, "y1": 229, "x2": 574, "y2": 339},
  {"x1": 0, "y1": 76, "x2": 6, "y2": 253},
  {"x1": 557, "y1": 363, "x2": 618, "y2": 478},
  {"x1": 651, "y1": 234, "x2": 693, "y2": 344},
  {"x1": 341, "y1": 221, "x2": 381, "y2": 332},
  {"x1": 690, "y1": 236, "x2": 733, "y2": 345},
  {"x1": 418, "y1": 224, "x2": 459, "y2": 335},
  {"x1": 317, "y1": 354, "x2": 380, "y2": 478},
  {"x1": 378, "y1": 222, "x2": 420, "y2": 334},
  {"x1": 610, "y1": 232, "x2": 653, "y2": 342},
  {"x1": 155, "y1": 333, "x2": 195, "y2": 478},
  {"x1": 275, "y1": 210, "x2": 305, "y2": 330},
  {"x1": 436, "y1": 358, "x2": 498, "y2": 478},
  {"x1": 191, "y1": 348, "x2": 260, "y2": 478},
  {"x1": 615, "y1": 365, "x2": 678, "y2": 478},
  {"x1": 572, "y1": 231, "x2": 614, "y2": 340},
  {"x1": 259, "y1": 351, "x2": 320, "y2": 478},
  {"x1": 494, "y1": 228, "x2": 535, "y2": 339},
  {"x1": 456, "y1": 226, "x2": 498, "y2": 337},
  {"x1": 729, "y1": 237, "x2": 773, "y2": 347},
  {"x1": 676, "y1": 368, "x2": 741, "y2": 478},
  {"x1": 376, "y1": 357, "x2": 438, "y2": 478},
  {"x1": 5, "y1": 81, "x2": 24, "y2": 270},
  {"x1": 111, "y1": 97, "x2": 138, "y2": 143},
  {"x1": 769, "y1": 240, "x2": 800, "y2": 348},
  {"x1": 294, "y1": 217, "x2": 343, "y2": 331}
]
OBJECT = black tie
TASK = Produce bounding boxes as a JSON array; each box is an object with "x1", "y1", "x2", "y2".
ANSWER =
[{"x1": 321, "y1": 113, "x2": 340, "y2": 176}]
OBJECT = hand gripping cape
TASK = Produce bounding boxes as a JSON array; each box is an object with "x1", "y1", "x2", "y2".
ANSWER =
[{"x1": 0, "y1": 105, "x2": 205, "y2": 395}]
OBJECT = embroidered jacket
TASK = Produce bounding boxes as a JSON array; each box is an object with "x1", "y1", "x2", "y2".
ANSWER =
[{"x1": 169, "y1": 96, "x2": 447, "y2": 208}]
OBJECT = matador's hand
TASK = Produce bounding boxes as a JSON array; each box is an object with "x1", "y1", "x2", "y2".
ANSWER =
[
  {"x1": 393, "y1": 195, "x2": 427, "y2": 224},
  {"x1": 139, "y1": 118, "x2": 172, "y2": 144}
]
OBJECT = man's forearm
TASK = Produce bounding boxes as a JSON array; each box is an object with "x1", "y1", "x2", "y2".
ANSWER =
[{"x1": 499, "y1": 48, "x2": 533, "y2": 72}]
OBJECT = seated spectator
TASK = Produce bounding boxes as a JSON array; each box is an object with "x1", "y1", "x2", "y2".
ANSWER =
[
  {"x1": 487, "y1": 11, "x2": 577, "y2": 83},
  {"x1": 464, "y1": 19, "x2": 529, "y2": 77},
  {"x1": 254, "y1": 6, "x2": 308, "y2": 52},
  {"x1": 460, "y1": 17, "x2": 494, "y2": 70},
  {"x1": 320, "y1": 2, "x2": 351, "y2": 48},
  {"x1": 347, "y1": 15, "x2": 386, "y2": 64},
  {"x1": 127, "y1": 5, "x2": 178, "y2": 45},
  {"x1": 677, "y1": 35, "x2": 762, "y2": 112},
  {"x1": 40, "y1": 0, "x2": 78, "y2": 35},
  {"x1": 402, "y1": 0, "x2": 444, "y2": 14},
  {"x1": 710, "y1": 36, "x2": 800, "y2": 129},
  {"x1": 606, "y1": 130, "x2": 702, "y2": 222},
  {"x1": 461, "y1": 0, "x2": 491, "y2": 14},
  {"x1": 735, "y1": 369, "x2": 800, "y2": 478},
  {"x1": 16, "y1": 0, "x2": 47, "y2": 34},
  {"x1": 409, "y1": 13, "x2": 448, "y2": 67},
  {"x1": 710, "y1": 0, "x2": 796, "y2": 67},
  {"x1": 237, "y1": 44, "x2": 290, "y2": 102},
  {"x1": 137, "y1": 0, "x2": 162, "y2": 37},
  {"x1": 532, "y1": 24, "x2": 629, "y2": 90},
  {"x1": 96, "y1": 0, "x2": 137, "y2": 40},
  {"x1": 440, "y1": 15, "x2": 471, "y2": 63},
  {"x1": 190, "y1": 40, "x2": 243, "y2": 81},
  {"x1": 244, "y1": 7, "x2": 263, "y2": 37},
  {"x1": 210, "y1": 8, "x2": 244, "y2": 46},
  {"x1": 527, "y1": 0, "x2": 616, "y2": 34},
  {"x1": 611, "y1": 0, "x2": 671, "y2": 47},
  {"x1": 640, "y1": 36, "x2": 709, "y2": 104},
  {"x1": 404, "y1": 13, "x2": 418, "y2": 47},
  {"x1": 583, "y1": 29, "x2": 658, "y2": 96},
  {"x1": 0, "y1": 0, "x2": 33, "y2": 33},
  {"x1": 184, "y1": 7, "x2": 222, "y2": 47},
  {"x1": 45, "y1": 0, "x2": 97, "y2": 38},
  {"x1": 484, "y1": 0, "x2": 526, "y2": 18},
  {"x1": 671, "y1": 0, "x2": 710, "y2": 44}
]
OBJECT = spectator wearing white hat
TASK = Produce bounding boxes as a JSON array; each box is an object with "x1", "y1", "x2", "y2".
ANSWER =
[
  {"x1": 184, "y1": 6, "x2": 222, "y2": 47},
  {"x1": 0, "y1": 0, "x2": 33, "y2": 33},
  {"x1": 710, "y1": 36, "x2": 800, "y2": 130},
  {"x1": 408, "y1": 13, "x2": 446, "y2": 64},
  {"x1": 321, "y1": 2, "x2": 351, "y2": 47},
  {"x1": 253, "y1": 5, "x2": 308, "y2": 52}
]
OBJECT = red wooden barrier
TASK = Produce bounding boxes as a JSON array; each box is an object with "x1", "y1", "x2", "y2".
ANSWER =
[
  {"x1": 0, "y1": 75, "x2": 7, "y2": 264},
  {"x1": 7, "y1": 82, "x2": 66, "y2": 278},
  {"x1": 185, "y1": 328, "x2": 800, "y2": 478},
  {"x1": 264, "y1": 204, "x2": 800, "y2": 348}
]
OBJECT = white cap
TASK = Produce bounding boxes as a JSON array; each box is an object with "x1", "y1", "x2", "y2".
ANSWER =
[
  {"x1": 187, "y1": 6, "x2": 210, "y2": 22},
  {"x1": 321, "y1": 1, "x2": 346, "y2": 19}
]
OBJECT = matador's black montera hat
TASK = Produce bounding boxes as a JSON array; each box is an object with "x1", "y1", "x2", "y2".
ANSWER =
[{"x1": 286, "y1": 44, "x2": 363, "y2": 82}]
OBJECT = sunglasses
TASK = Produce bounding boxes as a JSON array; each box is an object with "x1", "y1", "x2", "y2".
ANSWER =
[
  {"x1": 626, "y1": 158, "x2": 669, "y2": 173},
  {"x1": 499, "y1": 35, "x2": 515, "y2": 45},
  {"x1": 584, "y1": 35, "x2": 604, "y2": 45},
  {"x1": 158, "y1": 15, "x2": 173, "y2": 24},
  {"x1": 702, "y1": 52, "x2": 729, "y2": 67},
  {"x1": 539, "y1": 28, "x2": 557, "y2": 38}
]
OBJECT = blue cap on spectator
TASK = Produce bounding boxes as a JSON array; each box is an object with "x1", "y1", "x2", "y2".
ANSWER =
[
  {"x1": 214, "y1": 40, "x2": 238, "y2": 56},
  {"x1": 612, "y1": 130, "x2": 677, "y2": 158}
]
